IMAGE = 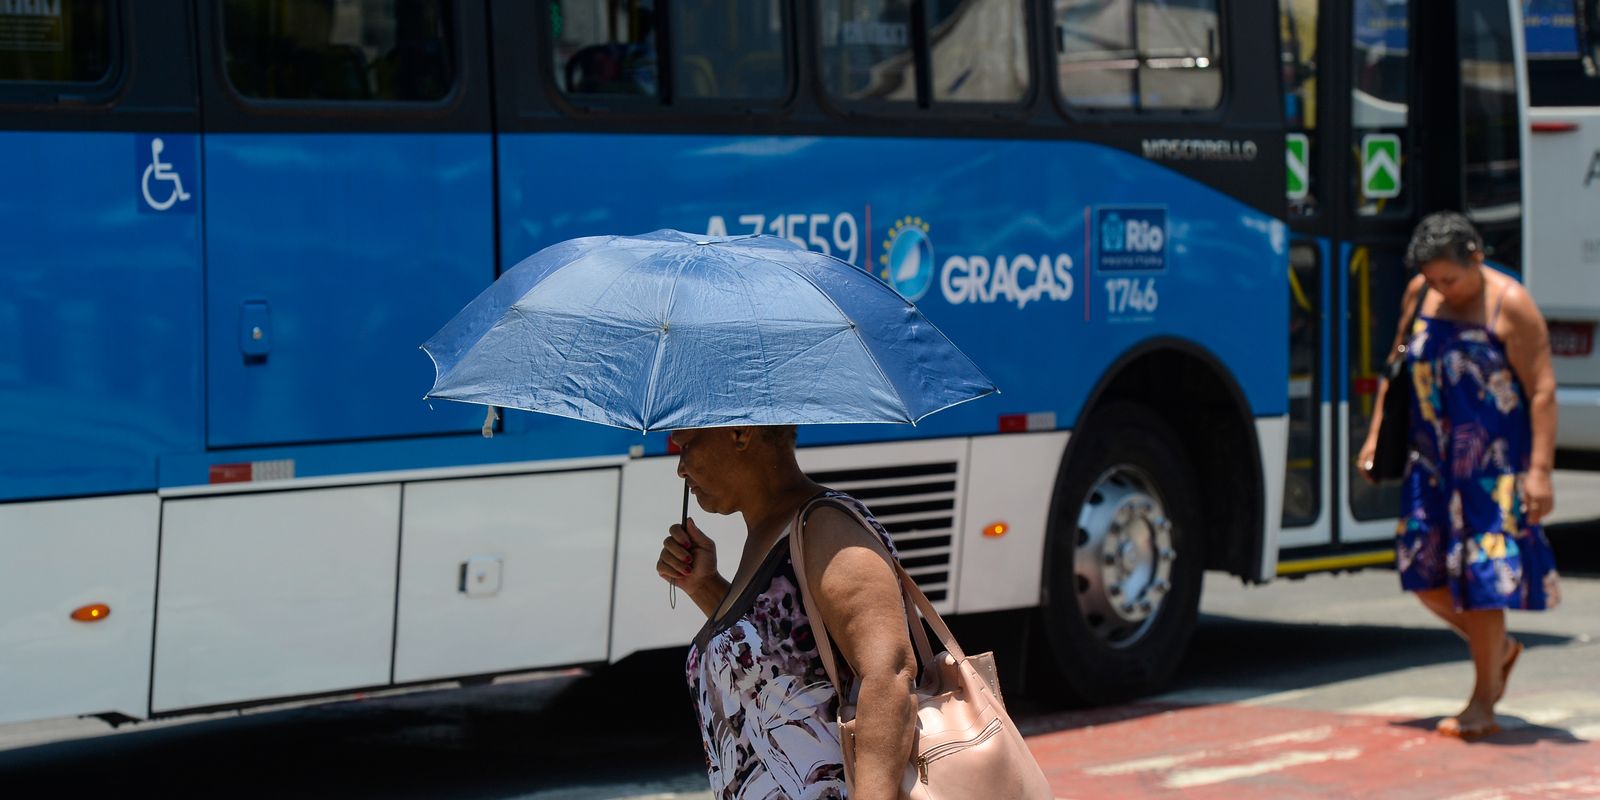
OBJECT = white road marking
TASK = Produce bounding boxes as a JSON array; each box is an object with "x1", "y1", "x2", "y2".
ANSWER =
[
  {"x1": 1162, "y1": 747, "x2": 1363, "y2": 789},
  {"x1": 1437, "y1": 775, "x2": 1600, "y2": 800},
  {"x1": 1082, "y1": 726, "x2": 1334, "y2": 777}
]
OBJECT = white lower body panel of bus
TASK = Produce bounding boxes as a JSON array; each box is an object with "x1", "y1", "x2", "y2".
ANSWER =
[{"x1": 0, "y1": 420, "x2": 1286, "y2": 727}]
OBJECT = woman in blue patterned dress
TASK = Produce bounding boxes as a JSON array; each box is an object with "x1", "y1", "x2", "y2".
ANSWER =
[
  {"x1": 656, "y1": 425, "x2": 918, "y2": 799},
  {"x1": 1359, "y1": 212, "x2": 1561, "y2": 740}
]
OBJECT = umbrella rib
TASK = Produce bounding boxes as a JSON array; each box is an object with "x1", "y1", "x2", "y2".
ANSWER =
[
  {"x1": 768, "y1": 258, "x2": 914, "y2": 423},
  {"x1": 638, "y1": 248, "x2": 688, "y2": 431}
]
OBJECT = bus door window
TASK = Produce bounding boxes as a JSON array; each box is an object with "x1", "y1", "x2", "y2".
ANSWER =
[
  {"x1": 0, "y1": 0, "x2": 111, "y2": 85},
  {"x1": 670, "y1": 0, "x2": 789, "y2": 101},
  {"x1": 924, "y1": 0, "x2": 1030, "y2": 104},
  {"x1": 818, "y1": 0, "x2": 916, "y2": 103},
  {"x1": 551, "y1": 0, "x2": 658, "y2": 97},
  {"x1": 1459, "y1": 0, "x2": 1524, "y2": 270},
  {"x1": 1350, "y1": 0, "x2": 1409, "y2": 217},
  {"x1": 1346, "y1": 0, "x2": 1410, "y2": 522},
  {"x1": 1285, "y1": 242, "x2": 1323, "y2": 527},
  {"x1": 1281, "y1": 0, "x2": 1318, "y2": 217},
  {"x1": 221, "y1": 0, "x2": 455, "y2": 102},
  {"x1": 1053, "y1": 0, "x2": 1221, "y2": 112},
  {"x1": 1279, "y1": 0, "x2": 1322, "y2": 530}
]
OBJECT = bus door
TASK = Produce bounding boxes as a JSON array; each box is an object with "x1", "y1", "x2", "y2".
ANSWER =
[
  {"x1": 196, "y1": 1, "x2": 494, "y2": 449},
  {"x1": 1282, "y1": 0, "x2": 1527, "y2": 555}
]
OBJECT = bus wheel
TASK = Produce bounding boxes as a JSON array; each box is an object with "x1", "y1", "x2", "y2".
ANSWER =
[{"x1": 1032, "y1": 404, "x2": 1203, "y2": 706}]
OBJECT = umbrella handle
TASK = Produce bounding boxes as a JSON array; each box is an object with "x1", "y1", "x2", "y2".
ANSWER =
[{"x1": 670, "y1": 479, "x2": 689, "y2": 610}]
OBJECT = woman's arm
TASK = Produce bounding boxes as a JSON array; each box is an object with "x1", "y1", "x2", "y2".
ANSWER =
[
  {"x1": 802, "y1": 506, "x2": 918, "y2": 800},
  {"x1": 1359, "y1": 273, "x2": 1428, "y2": 480},
  {"x1": 1499, "y1": 285, "x2": 1558, "y2": 523}
]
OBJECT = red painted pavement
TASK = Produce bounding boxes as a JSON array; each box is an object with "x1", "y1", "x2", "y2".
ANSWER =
[{"x1": 1024, "y1": 702, "x2": 1600, "y2": 799}]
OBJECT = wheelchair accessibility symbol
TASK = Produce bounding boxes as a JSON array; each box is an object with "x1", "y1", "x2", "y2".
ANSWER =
[{"x1": 136, "y1": 134, "x2": 196, "y2": 214}]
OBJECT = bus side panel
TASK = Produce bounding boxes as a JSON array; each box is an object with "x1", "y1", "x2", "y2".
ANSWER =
[
  {"x1": 201, "y1": 133, "x2": 492, "y2": 449},
  {"x1": 0, "y1": 495, "x2": 158, "y2": 724},
  {"x1": 152, "y1": 486, "x2": 399, "y2": 712},
  {"x1": 394, "y1": 470, "x2": 618, "y2": 683},
  {"x1": 957, "y1": 432, "x2": 1069, "y2": 613},
  {"x1": 0, "y1": 132, "x2": 203, "y2": 501}
]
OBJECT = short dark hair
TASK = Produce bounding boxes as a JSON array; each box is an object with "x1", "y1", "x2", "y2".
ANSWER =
[
  {"x1": 759, "y1": 425, "x2": 798, "y2": 448},
  {"x1": 1405, "y1": 211, "x2": 1482, "y2": 269}
]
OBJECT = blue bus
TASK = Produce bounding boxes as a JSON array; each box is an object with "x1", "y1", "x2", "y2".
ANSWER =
[{"x1": 0, "y1": 0, "x2": 1526, "y2": 728}]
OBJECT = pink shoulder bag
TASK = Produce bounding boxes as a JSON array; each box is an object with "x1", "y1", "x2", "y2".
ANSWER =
[{"x1": 789, "y1": 497, "x2": 1054, "y2": 799}]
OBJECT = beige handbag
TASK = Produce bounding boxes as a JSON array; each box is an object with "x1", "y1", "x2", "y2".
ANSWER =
[{"x1": 790, "y1": 498, "x2": 1054, "y2": 799}]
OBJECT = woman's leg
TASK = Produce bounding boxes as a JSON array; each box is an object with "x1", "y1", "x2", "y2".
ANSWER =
[
  {"x1": 1414, "y1": 587, "x2": 1469, "y2": 639},
  {"x1": 1414, "y1": 589, "x2": 1507, "y2": 736}
]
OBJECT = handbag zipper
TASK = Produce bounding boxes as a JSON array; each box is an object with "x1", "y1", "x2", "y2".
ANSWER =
[{"x1": 914, "y1": 719, "x2": 1004, "y2": 783}]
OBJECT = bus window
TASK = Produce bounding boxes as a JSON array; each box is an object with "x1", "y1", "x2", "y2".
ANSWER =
[
  {"x1": 1350, "y1": 0, "x2": 1408, "y2": 216},
  {"x1": 553, "y1": 0, "x2": 658, "y2": 97},
  {"x1": 671, "y1": 0, "x2": 788, "y2": 101},
  {"x1": 221, "y1": 0, "x2": 456, "y2": 102},
  {"x1": 819, "y1": 0, "x2": 916, "y2": 103},
  {"x1": 1460, "y1": 0, "x2": 1523, "y2": 268},
  {"x1": 1054, "y1": 0, "x2": 1221, "y2": 112},
  {"x1": 1281, "y1": 0, "x2": 1318, "y2": 216},
  {"x1": 926, "y1": 0, "x2": 1030, "y2": 104},
  {"x1": 0, "y1": 0, "x2": 111, "y2": 84}
]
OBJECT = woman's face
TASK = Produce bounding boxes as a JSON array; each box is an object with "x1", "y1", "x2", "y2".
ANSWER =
[
  {"x1": 671, "y1": 427, "x2": 750, "y2": 515},
  {"x1": 1419, "y1": 255, "x2": 1484, "y2": 310}
]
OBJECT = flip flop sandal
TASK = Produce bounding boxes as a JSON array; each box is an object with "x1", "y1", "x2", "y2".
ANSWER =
[{"x1": 1437, "y1": 717, "x2": 1502, "y2": 741}]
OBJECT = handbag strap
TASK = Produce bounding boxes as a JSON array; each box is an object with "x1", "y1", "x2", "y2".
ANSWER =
[
  {"x1": 1392, "y1": 286, "x2": 1426, "y2": 364},
  {"x1": 788, "y1": 495, "x2": 961, "y2": 696}
]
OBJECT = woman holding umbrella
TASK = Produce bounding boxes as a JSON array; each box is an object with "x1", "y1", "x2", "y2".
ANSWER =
[
  {"x1": 659, "y1": 424, "x2": 917, "y2": 798},
  {"x1": 423, "y1": 230, "x2": 1045, "y2": 797}
]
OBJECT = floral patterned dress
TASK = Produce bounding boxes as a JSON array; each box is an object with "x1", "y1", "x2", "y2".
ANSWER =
[
  {"x1": 684, "y1": 492, "x2": 898, "y2": 799},
  {"x1": 1396, "y1": 310, "x2": 1560, "y2": 611}
]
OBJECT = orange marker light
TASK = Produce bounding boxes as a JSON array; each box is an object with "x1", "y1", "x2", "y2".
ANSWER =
[
  {"x1": 70, "y1": 604, "x2": 111, "y2": 623},
  {"x1": 983, "y1": 522, "x2": 1009, "y2": 538}
]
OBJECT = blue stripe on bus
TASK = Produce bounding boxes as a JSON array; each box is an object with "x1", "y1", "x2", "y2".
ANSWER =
[{"x1": 499, "y1": 133, "x2": 1288, "y2": 432}]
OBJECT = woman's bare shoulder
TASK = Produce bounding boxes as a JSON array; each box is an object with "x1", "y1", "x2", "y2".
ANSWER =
[
  {"x1": 800, "y1": 503, "x2": 891, "y2": 569},
  {"x1": 1497, "y1": 278, "x2": 1547, "y2": 332}
]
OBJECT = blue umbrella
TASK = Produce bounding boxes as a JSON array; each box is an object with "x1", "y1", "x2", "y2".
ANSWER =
[{"x1": 422, "y1": 230, "x2": 996, "y2": 431}]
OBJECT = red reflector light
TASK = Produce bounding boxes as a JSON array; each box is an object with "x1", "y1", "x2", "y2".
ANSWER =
[
  {"x1": 209, "y1": 463, "x2": 253, "y2": 484},
  {"x1": 665, "y1": 435, "x2": 681, "y2": 455},
  {"x1": 1549, "y1": 321, "x2": 1595, "y2": 357},
  {"x1": 1531, "y1": 121, "x2": 1579, "y2": 133},
  {"x1": 71, "y1": 603, "x2": 111, "y2": 623},
  {"x1": 1353, "y1": 377, "x2": 1379, "y2": 396},
  {"x1": 998, "y1": 414, "x2": 1028, "y2": 433}
]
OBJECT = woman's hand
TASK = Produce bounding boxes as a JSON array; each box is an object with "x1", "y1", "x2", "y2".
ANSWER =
[
  {"x1": 1357, "y1": 437, "x2": 1378, "y2": 485},
  {"x1": 1524, "y1": 468, "x2": 1555, "y2": 526},
  {"x1": 658, "y1": 518, "x2": 720, "y2": 596}
]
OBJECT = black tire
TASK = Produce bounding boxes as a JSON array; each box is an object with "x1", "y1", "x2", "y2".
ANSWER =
[{"x1": 1029, "y1": 403, "x2": 1204, "y2": 706}]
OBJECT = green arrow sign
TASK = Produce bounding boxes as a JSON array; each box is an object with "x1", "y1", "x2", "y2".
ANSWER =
[
  {"x1": 1286, "y1": 133, "x2": 1309, "y2": 200},
  {"x1": 1361, "y1": 133, "x2": 1401, "y2": 199}
]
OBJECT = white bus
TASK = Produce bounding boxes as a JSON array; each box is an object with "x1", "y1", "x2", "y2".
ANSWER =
[{"x1": 1525, "y1": 0, "x2": 1600, "y2": 456}]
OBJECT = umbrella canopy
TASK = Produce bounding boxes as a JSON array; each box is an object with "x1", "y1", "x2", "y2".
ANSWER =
[{"x1": 422, "y1": 230, "x2": 996, "y2": 432}]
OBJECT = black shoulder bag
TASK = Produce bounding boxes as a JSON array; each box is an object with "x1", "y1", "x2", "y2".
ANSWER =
[{"x1": 1369, "y1": 294, "x2": 1423, "y2": 483}]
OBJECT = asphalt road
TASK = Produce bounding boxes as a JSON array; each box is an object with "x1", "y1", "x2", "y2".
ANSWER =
[{"x1": 2, "y1": 476, "x2": 1598, "y2": 799}]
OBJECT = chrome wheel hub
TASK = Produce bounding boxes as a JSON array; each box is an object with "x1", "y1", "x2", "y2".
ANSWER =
[{"x1": 1072, "y1": 466, "x2": 1175, "y2": 647}]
